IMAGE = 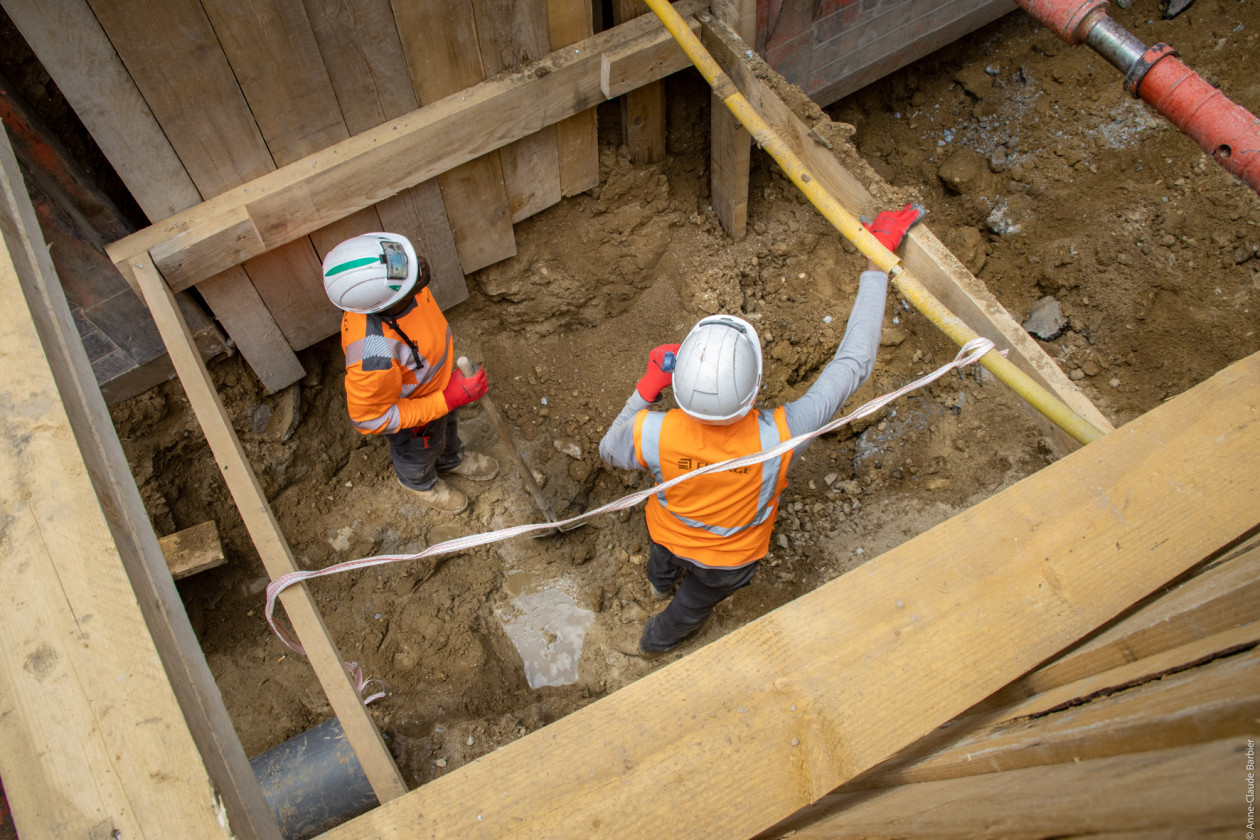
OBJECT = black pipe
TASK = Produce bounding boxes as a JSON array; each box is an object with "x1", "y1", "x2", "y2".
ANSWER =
[{"x1": 249, "y1": 718, "x2": 379, "y2": 840}]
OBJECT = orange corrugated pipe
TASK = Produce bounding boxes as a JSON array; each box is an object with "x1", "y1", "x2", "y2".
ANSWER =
[{"x1": 1013, "y1": 0, "x2": 1260, "y2": 194}]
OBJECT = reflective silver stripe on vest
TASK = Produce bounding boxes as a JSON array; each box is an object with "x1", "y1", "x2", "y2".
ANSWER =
[
  {"x1": 344, "y1": 326, "x2": 452, "y2": 388},
  {"x1": 352, "y1": 403, "x2": 402, "y2": 434},
  {"x1": 639, "y1": 411, "x2": 785, "y2": 537}
]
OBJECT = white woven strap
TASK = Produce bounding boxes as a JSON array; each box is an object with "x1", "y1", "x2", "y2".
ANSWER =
[{"x1": 265, "y1": 338, "x2": 998, "y2": 657}]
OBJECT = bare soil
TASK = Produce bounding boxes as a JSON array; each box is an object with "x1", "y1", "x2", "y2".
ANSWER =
[{"x1": 108, "y1": 0, "x2": 1259, "y2": 790}]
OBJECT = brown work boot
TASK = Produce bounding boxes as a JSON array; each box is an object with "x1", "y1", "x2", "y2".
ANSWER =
[
  {"x1": 400, "y1": 478, "x2": 468, "y2": 514},
  {"x1": 444, "y1": 451, "x2": 499, "y2": 481}
]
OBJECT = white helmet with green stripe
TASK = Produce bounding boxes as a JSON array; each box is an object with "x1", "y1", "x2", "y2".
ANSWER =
[{"x1": 322, "y1": 232, "x2": 425, "y2": 314}]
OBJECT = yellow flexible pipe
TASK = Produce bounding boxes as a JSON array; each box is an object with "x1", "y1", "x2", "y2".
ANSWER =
[{"x1": 642, "y1": 0, "x2": 1106, "y2": 446}]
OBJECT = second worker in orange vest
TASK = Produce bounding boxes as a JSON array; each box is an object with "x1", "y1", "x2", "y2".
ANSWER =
[
  {"x1": 323, "y1": 232, "x2": 498, "y2": 515},
  {"x1": 599, "y1": 205, "x2": 925, "y2": 656}
]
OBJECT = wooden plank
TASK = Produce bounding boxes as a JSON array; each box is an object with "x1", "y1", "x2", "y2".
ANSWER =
[
  {"x1": 783, "y1": 739, "x2": 1239, "y2": 839},
  {"x1": 851, "y1": 624, "x2": 1260, "y2": 791},
  {"x1": 301, "y1": 0, "x2": 467, "y2": 308},
  {"x1": 121, "y1": 255, "x2": 408, "y2": 804},
  {"x1": 327, "y1": 350, "x2": 1260, "y2": 838},
  {"x1": 990, "y1": 532, "x2": 1260, "y2": 704},
  {"x1": 547, "y1": 0, "x2": 600, "y2": 196},
  {"x1": 0, "y1": 129, "x2": 258, "y2": 839},
  {"x1": 808, "y1": 0, "x2": 1013, "y2": 107},
  {"x1": 201, "y1": 0, "x2": 375, "y2": 351},
  {"x1": 199, "y1": 0, "x2": 348, "y2": 168},
  {"x1": 196, "y1": 269, "x2": 306, "y2": 393},
  {"x1": 2, "y1": 0, "x2": 300, "y2": 394},
  {"x1": 85, "y1": 0, "x2": 273, "y2": 195},
  {"x1": 613, "y1": 0, "x2": 667, "y2": 164},
  {"x1": 708, "y1": 0, "x2": 754, "y2": 240},
  {"x1": 160, "y1": 521, "x2": 227, "y2": 580},
  {"x1": 1, "y1": 0, "x2": 200, "y2": 221},
  {"x1": 84, "y1": 0, "x2": 305, "y2": 390},
  {"x1": 475, "y1": 0, "x2": 563, "y2": 223},
  {"x1": 392, "y1": 0, "x2": 516, "y2": 273},
  {"x1": 106, "y1": 4, "x2": 707, "y2": 286},
  {"x1": 701, "y1": 17, "x2": 1114, "y2": 455}
]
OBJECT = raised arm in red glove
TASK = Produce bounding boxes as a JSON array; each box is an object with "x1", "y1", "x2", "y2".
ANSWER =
[
  {"x1": 863, "y1": 203, "x2": 927, "y2": 252},
  {"x1": 443, "y1": 366, "x2": 488, "y2": 411},
  {"x1": 636, "y1": 343, "x2": 682, "y2": 402}
]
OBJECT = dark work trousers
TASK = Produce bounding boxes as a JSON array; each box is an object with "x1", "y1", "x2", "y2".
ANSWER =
[
  {"x1": 641, "y1": 540, "x2": 760, "y2": 651},
  {"x1": 387, "y1": 411, "x2": 464, "y2": 491}
]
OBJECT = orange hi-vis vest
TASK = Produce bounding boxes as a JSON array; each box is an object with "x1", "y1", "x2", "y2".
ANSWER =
[
  {"x1": 340, "y1": 287, "x2": 453, "y2": 434},
  {"x1": 633, "y1": 406, "x2": 792, "y2": 568}
]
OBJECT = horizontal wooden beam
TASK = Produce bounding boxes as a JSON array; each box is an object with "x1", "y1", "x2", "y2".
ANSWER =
[
  {"x1": 106, "y1": 0, "x2": 706, "y2": 290},
  {"x1": 326, "y1": 339, "x2": 1258, "y2": 838}
]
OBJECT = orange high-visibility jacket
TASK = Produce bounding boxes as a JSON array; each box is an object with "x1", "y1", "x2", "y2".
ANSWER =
[
  {"x1": 633, "y1": 406, "x2": 792, "y2": 568},
  {"x1": 340, "y1": 288, "x2": 453, "y2": 434}
]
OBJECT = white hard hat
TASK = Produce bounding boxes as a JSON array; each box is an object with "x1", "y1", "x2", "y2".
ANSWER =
[
  {"x1": 322, "y1": 232, "x2": 424, "y2": 314},
  {"x1": 673, "y1": 314, "x2": 763, "y2": 425}
]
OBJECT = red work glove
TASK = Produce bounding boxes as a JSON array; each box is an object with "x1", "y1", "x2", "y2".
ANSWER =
[
  {"x1": 863, "y1": 203, "x2": 927, "y2": 252},
  {"x1": 636, "y1": 343, "x2": 682, "y2": 402},
  {"x1": 443, "y1": 366, "x2": 488, "y2": 411}
]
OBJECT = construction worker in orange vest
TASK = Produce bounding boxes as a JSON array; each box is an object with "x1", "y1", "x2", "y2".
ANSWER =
[
  {"x1": 322, "y1": 232, "x2": 498, "y2": 515},
  {"x1": 599, "y1": 205, "x2": 925, "y2": 656}
]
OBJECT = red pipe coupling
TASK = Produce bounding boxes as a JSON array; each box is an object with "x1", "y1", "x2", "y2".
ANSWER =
[
  {"x1": 1135, "y1": 51, "x2": 1260, "y2": 193},
  {"x1": 1013, "y1": 0, "x2": 1110, "y2": 44}
]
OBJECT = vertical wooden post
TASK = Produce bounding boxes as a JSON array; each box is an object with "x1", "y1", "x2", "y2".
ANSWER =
[
  {"x1": 613, "y1": 0, "x2": 667, "y2": 163},
  {"x1": 121, "y1": 255, "x2": 409, "y2": 805},
  {"x1": 709, "y1": 0, "x2": 755, "y2": 239}
]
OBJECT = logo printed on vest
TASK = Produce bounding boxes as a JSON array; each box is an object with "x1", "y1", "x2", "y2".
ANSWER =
[{"x1": 676, "y1": 457, "x2": 752, "y2": 474}]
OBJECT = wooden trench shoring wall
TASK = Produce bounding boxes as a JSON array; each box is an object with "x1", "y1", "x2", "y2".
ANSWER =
[{"x1": 1, "y1": 0, "x2": 1258, "y2": 838}]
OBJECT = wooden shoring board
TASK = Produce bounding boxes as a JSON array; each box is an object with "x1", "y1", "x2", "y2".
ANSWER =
[
  {"x1": 614, "y1": 0, "x2": 668, "y2": 164},
  {"x1": 708, "y1": 0, "x2": 755, "y2": 239},
  {"x1": 1, "y1": 0, "x2": 196, "y2": 222},
  {"x1": 105, "y1": 3, "x2": 705, "y2": 288},
  {"x1": 75, "y1": 0, "x2": 306, "y2": 392},
  {"x1": 119, "y1": 255, "x2": 408, "y2": 804},
  {"x1": 801, "y1": 530, "x2": 1260, "y2": 804},
  {"x1": 547, "y1": 0, "x2": 600, "y2": 196},
  {"x1": 301, "y1": 0, "x2": 467, "y2": 309},
  {"x1": 784, "y1": 739, "x2": 1241, "y2": 839},
  {"x1": 700, "y1": 17, "x2": 1115, "y2": 455},
  {"x1": 0, "y1": 130, "x2": 272, "y2": 839},
  {"x1": 197, "y1": 268, "x2": 307, "y2": 392},
  {"x1": 325, "y1": 350, "x2": 1259, "y2": 837},
  {"x1": 474, "y1": 0, "x2": 563, "y2": 223},
  {"x1": 839, "y1": 623, "x2": 1260, "y2": 793},
  {"x1": 392, "y1": 0, "x2": 516, "y2": 273},
  {"x1": 986, "y1": 529, "x2": 1260, "y2": 704},
  {"x1": 200, "y1": 0, "x2": 375, "y2": 352}
]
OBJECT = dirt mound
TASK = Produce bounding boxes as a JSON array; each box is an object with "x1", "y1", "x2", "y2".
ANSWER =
[{"x1": 110, "y1": 0, "x2": 1258, "y2": 788}]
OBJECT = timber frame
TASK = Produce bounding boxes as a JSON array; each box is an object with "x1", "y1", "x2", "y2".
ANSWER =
[{"x1": 3, "y1": 2, "x2": 1255, "y2": 838}]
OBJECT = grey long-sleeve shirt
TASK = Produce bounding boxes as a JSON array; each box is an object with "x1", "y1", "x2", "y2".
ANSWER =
[{"x1": 599, "y1": 269, "x2": 889, "y2": 472}]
